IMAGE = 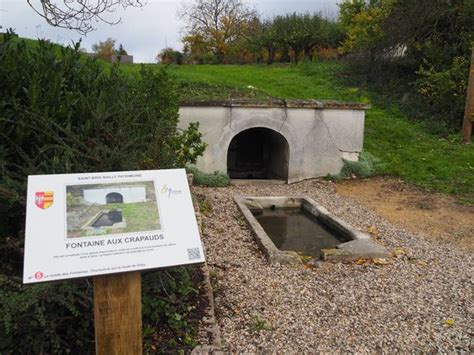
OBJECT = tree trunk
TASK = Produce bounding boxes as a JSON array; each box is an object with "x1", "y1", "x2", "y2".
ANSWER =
[
  {"x1": 292, "y1": 49, "x2": 299, "y2": 64},
  {"x1": 304, "y1": 47, "x2": 312, "y2": 61},
  {"x1": 267, "y1": 47, "x2": 275, "y2": 65},
  {"x1": 462, "y1": 47, "x2": 473, "y2": 142},
  {"x1": 280, "y1": 49, "x2": 290, "y2": 63}
]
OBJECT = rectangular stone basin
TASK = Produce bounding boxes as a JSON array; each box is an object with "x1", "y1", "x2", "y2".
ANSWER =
[
  {"x1": 234, "y1": 196, "x2": 389, "y2": 264},
  {"x1": 254, "y1": 207, "x2": 346, "y2": 258}
]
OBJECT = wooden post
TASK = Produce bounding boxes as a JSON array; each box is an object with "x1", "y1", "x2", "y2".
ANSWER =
[
  {"x1": 94, "y1": 272, "x2": 142, "y2": 355},
  {"x1": 462, "y1": 47, "x2": 474, "y2": 143}
]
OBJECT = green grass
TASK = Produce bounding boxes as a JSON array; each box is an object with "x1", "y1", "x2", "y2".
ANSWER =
[
  {"x1": 116, "y1": 201, "x2": 161, "y2": 232},
  {"x1": 121, "y1": 62, "x2": 350, "y2": 101},
  {"x1": 123, "y1": 62, "x2": 473, "y2": 196},
  {"x1": 0, "y1": 33, "x2": 68, "y2": 54},
  {"x1": 69, "y1": 201, "x2": 160, "y2": 238}
]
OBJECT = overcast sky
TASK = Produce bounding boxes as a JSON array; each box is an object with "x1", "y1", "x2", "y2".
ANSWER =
[{"x1": 0, "y1": 0, "x2": 339, "y2": 63}]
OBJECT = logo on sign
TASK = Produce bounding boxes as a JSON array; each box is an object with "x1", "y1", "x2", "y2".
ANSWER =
[
  {"x1": 35, "y1": 191, "x2": 54, "y2": 209},
  {"x1": 161, "y1": 184, "x2": 182, "y2": 198},
  {"x1": 34, "y1": 271, "x2": 44, "y2": 280}
]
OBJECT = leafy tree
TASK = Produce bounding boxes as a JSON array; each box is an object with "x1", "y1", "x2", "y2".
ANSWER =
[
  {"x1": 180, "y1": 0, "x2": 258, "y2": 63},
  {"x1": 269, "y1": 13, "x2": 341, "y2": 63},
  {"x1": 92, "y1": 37, "x2": 116, "y2": 61},
  {"x1": 253, "y1": 19, "x2": 279, "y2": 64},
  {"x1": 116, "y1": 43, "x2": 128, "y2": 56},
  {"x1": 338, "y1": 0, "x2": 474, "y2": 129},
  {"x1": 157, "y1": 47, "x2": 184, "y2": 64},
  {"x1": 222, "y1": 15, "x2": 263, "y2": 63},
  {"x1": 182, "y1": 33, "x2": 217, "y2": 64},
  {"x1": 339, "y1": 0, "x2": 392, "y2": 60},
  {"x1": 323, "y1": 20, "x2": 345, "y2": 49}
]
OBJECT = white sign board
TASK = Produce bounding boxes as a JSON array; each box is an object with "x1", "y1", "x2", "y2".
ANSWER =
[{"x1": 23, "y1": 169, "x2": 205, "y2": 284}]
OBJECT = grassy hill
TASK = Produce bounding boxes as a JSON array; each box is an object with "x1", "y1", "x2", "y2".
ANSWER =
[
  {"x1": 124, "y1": 63, "x2": 473, "y2": 198},
  {"x1": 3, "y1": 35, "x2": 472, "y2": 197}
]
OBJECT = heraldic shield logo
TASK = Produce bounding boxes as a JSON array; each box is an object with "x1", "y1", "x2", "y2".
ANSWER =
[{"x1": 35, "y1": 191, "x2": 54, "y2": 209}]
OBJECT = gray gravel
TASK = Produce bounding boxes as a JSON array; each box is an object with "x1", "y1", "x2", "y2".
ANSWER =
[{"x1": 192, "y1": 179, "x2": 473, "y2": 352}]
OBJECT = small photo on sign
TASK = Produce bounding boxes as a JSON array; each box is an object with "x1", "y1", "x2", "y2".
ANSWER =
[{"x1": 65, "y1": 181, "x2": 160, "y2": 238}]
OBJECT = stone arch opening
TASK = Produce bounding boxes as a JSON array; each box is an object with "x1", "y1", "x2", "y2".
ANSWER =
[
  {"x1": 106, "y1": 192, "x2": 123, "y2": 204},
  {"x1": 227, "y1": 127, "x2": 289, "y2": 180}
]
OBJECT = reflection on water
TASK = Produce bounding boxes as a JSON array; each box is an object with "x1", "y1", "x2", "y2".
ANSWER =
[{"x1": 254, "y1": 208, "x2": 344, "y2": 257}]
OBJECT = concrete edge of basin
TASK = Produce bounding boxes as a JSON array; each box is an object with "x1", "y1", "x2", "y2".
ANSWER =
[
  {"x1": 301, "y1": 197, "x2": 372, "y2": 241},
  {"x1": 234, "y1": 196, "x2": 302, "y2": 265},
  {"x1": 234, "y1": 195, "x2": 390, "y2": 264}
]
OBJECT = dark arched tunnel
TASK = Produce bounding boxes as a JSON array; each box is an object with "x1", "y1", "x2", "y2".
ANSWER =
[{"x1": 227, "y1": 127, "x2": 289, "y2": 180}]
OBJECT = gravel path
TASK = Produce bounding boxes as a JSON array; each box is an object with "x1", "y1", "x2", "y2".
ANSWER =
[{"x1": 193, "y1": 179, "x2": 473, "y2": 352}]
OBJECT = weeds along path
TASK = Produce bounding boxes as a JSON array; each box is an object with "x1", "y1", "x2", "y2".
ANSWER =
[{"x1": 193, "y1": 180, "x2": 473, "y2": 352}]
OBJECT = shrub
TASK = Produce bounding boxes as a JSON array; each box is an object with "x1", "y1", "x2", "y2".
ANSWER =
[
  {"x1": 0, "y1": 32, "x2": 206, "y2": 352},
  {"x1": 157, "y1": 47, "x2": 184, "y2": 64},
  {"x1": 187, "y1": 167, "x2": 230, "y2": 187},
  {"x1": 0, "y1": 275, "x2": 94, "y2": 353},
  {"x1": 416, "y1": 56, "x2": 469, "y2": 128},
  {"x1": 142, "y1": 267, "x2": 202, "y2": 352},
  {"x1": 340, "y1": 151, "x2": 381, "y2": 178}
]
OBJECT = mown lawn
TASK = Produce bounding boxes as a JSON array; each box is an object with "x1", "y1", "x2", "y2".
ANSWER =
[
  {"x1": 109, "y1": 201, "x2": 161, "y2": 233},
  {"x1": 124, "y1": 62, "x2": 473, "y2": 197}
]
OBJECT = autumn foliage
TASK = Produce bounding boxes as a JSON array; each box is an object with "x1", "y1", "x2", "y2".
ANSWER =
[{"x1": 178, "y1": 0, "x2": 343, "y2": 64}]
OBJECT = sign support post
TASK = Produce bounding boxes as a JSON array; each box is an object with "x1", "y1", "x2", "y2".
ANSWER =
[
  {"x1": 94, "y1": 272, "x2": 142, "y2": 355},
  {"x1": 462, "y1": 47, "x2": 473, "y2": 143}
]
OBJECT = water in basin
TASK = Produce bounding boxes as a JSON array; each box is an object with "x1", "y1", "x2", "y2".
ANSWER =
[{"x1": 254, "y1": 207, "x2": 344, "y2": 257}]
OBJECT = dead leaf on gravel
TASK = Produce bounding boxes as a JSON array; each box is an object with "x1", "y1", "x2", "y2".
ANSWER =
[
  {"x1": 417, "y1": 260, "x2": 428, "y2": 267},
  {"x1": 355, "y1": 258, "x2": 368, "y2": 265},
  {"x1": 236, "y1": 217, "x2": 246, "y2": 226},
  {"x1": 443, "y1": 319, "x2": 455, "y2": 327},
  {"x1": 367, "y1": 226, "x2": 379, "y2": 236},
  {"x1": 392, "y1": 247, "x2": 406, "y2": 258},
  {"x1": 297, "y1": 253, "x2": 313, "y2": 262},
  {"x1": 367, "y1": 225, "x2": 383, "y2": 242},
  {"x1": 373, "y1": 258, "x2": 390, "y2": 265}
]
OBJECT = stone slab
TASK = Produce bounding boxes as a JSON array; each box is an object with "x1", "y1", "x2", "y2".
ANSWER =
[{"x1": 321, "y1": 239, "x2": 390, "y2": 261}]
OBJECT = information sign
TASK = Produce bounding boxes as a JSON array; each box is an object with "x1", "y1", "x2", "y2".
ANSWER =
[{"x1": 23, "y1": 169, "x2": 204, "y2": 283}]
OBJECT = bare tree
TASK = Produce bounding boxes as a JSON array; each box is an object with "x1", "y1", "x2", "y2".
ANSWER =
[
  {"x1": 26, "y1": 0, "x2": 146, "y2": 34},
  {"x1": 179, "y1": 0, "x2": 257, "y2": 63}
]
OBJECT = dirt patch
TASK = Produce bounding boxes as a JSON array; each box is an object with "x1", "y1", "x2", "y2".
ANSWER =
[{"x1": 336, "y1": 176, "x2": 473, "y2": 251}]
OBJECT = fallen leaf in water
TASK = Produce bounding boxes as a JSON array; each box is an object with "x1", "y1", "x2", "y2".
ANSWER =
[
  {"x1": 444, "y1": 319, "x2": 455, "y2": 327},
  {"x1": 373, "y1": 258, "x2": 390, "y2": 265},
  {"x1": 392, "y1": 247, "x2": 406, "y2": 258}
]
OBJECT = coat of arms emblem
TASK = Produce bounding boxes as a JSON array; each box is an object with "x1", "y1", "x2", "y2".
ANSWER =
[{"x1": 35, "y1": 191, "x2": 54, "y2": 209}]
